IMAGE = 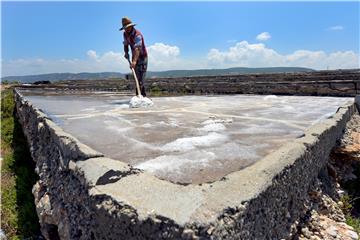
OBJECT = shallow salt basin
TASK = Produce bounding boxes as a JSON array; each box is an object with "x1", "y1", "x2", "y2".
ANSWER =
[{"x1": 22, "y1": 91, "x2": 353, "y2": 184}]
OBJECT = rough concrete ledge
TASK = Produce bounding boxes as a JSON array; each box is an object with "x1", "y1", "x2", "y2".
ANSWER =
[{"x1": 14, "y1": 88, "x2": 356, "y2": 239}]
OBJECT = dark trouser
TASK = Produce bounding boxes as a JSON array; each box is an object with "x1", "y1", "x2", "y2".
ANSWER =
[{"x1": 134, "y1": 58, "x2": 148, "y2": 97}]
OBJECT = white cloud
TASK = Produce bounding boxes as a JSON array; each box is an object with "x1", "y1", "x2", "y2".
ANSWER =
[
  {"x1": 327, "y1": 25, "x2": 344, "y2": 31},
  {"x1": 87, "y1": 50, "x2": 98, "y2": 60},
  {"x1": 139, "y1": 42, "x2": 204, "y2": 71},
  {"x1": 146, "y1": 43, "x2": 183, "y2": 70},
  {"x1": 206, "y1": 41, "x2": 359, "y2": 70},
  {"x1": 148, "y1": 43, "x2": 180, "y2": 58},
  {"x1": 2, "y1": 43, "x2": 185, "y2": 76},
  {"x1": 256, "y1": 32, "x2": 271, "y2": 41},
  {"x1": 2, "y1": 51, "x2": 130, "y2": 76},
  {"x1": 2, "y1": 41, "x2": 359, "y2": 77},
  {"x1": 207, "y1": 41, "x2": 283, "y2": 67}
]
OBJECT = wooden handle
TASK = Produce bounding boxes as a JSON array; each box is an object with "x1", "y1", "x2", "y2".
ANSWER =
[
  {"x1": 127, "y1": 58, "x2": 142, "y2": 97},
  {"x1": 131, "y1": 68, "x2": 142, "y2": 97}
]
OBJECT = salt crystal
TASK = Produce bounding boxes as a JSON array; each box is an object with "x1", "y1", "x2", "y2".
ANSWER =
[{"x1": 129, "y1": 96, "x2": 154, "y2": 108}]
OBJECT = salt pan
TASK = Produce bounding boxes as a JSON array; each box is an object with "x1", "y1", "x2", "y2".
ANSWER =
[
  {"x1": 200, "y1": 123, "x2": 226, "y2": 132},
  {"x1": 161, "y1": 132, "x2": 228, "y2": 152},
  {"x1": 135, "y1": 150, "x2": 215, "y2": 174}
]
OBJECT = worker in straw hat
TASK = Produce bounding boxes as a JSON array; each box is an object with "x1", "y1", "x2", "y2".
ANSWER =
[{"x1": 120, "y1": 17, "x2": 148, "y2": 97}]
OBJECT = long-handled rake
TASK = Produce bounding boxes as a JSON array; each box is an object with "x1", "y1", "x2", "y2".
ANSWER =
[
  {"x1": 127, "y1": 58, "x2": 142, "y2": 98},
  {"x1": 126, "y1": 58, "x2": 154, "y2": 108}
]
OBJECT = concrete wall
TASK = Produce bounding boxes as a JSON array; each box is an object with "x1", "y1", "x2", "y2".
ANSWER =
[{"x1": 14, "y1": 89, "x2": 357, "y2": 239}]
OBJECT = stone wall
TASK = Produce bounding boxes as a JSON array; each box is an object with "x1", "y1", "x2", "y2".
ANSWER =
[
  {"x1": 17, "y1": 69, "x2": 360, "y2": 97},
  {"x1": 14, "y1": 88, "x2": 358, "y2": 239},
  {"x1": 145, "y1": 69, "x2": 360, "y2": 96}
]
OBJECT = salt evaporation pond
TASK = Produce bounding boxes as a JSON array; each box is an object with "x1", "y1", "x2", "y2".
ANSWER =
[{"x1": 21, "y1": 91, "x2": 353, "y2": 184}]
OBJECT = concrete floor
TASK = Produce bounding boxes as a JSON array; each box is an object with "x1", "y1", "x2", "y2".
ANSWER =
[{"x1": 22, "y1": 91, "x2": 353, "y2": 184}]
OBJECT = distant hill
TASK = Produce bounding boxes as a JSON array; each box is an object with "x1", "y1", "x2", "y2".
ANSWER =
[
  {"x1": 1, "y1": 72, "x2": 124, "y2": 84},
  {"x1": 147, "y1": 67, "x2": 314, "y2": 78},
  {"x1": 1, "y1": 67, "x2": 314, "y2": 83}
]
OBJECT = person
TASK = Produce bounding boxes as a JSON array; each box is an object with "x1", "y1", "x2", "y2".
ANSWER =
[{"x1": 120, "y1": 17, "x2": 148, "y2": 97}]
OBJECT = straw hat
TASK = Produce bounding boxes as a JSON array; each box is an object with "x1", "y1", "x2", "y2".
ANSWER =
[{"x1": 120, "y1": 17, "x2": 136, "y2": 31}]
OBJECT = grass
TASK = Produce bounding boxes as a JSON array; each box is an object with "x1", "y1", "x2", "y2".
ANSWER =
[
  {"x1": 340, "y1": 194, "x2": 360, "y2": 234},
  {"x1": 1, "y1": 87, "x2": 41, "y2": 239},
  {"x1": 346, "y1": 215, "x2": 360, "y2": 234},
  {"x1": 339, "y1": 162, "x2": 360, "y2": 235}
]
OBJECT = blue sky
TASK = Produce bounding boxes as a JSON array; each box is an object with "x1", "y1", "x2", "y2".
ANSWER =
[{"x1": 1, "y1": 1, "x2": 359, "y2": 76}]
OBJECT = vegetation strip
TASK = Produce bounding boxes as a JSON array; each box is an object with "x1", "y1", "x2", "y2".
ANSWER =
[{"x1": 1, "y1": 87, "x2": 41, "y2": 239}]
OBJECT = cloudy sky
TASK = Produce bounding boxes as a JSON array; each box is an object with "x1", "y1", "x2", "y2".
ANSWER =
[{"x1": 1, "y1": 1, "x2": 359, "y2": 76}]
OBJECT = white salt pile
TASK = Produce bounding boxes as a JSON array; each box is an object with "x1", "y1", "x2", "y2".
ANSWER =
[
  {"x1": 129, "y1": 96, "x2": 154, "y2": 108},
  {"x1": 263, "y1": 95, "x2": 278, "y2": 101}
]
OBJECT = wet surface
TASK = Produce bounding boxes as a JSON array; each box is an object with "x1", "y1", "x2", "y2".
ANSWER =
[{"x1": 21, "y1": 90, "x2": 353, "y2": 184}]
